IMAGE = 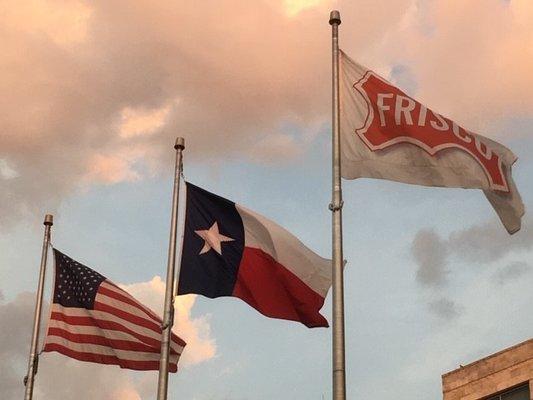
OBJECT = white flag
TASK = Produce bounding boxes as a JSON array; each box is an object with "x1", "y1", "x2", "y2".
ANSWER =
[{"x1": 340, "y1": 50, "x2": 524, "y2": 234}]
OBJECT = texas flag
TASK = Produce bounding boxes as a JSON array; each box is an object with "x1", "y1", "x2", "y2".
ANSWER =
[
  {"x1": 340, "y1": 50, "x2": 524, "y2": 234},
  {"x1": 177, "y1": 182, "x2": 332, "y2": 328}
]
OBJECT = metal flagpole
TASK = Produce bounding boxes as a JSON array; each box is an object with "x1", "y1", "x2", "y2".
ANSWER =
[
  {"x1": 24, "y1": 214, "x2": 53, "y2": 400},
  {"x1": 157, "y1": 137, "x2": 185, "y2": 400},
  {"x1": 329, "y1": 10, "x2": 346, "y2": 400}
]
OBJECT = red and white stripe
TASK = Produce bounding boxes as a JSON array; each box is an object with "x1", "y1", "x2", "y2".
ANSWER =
[
  {"x1": 233, "y1": 205, "x2": 332, "y2": 328},
  {"x1": 43, "y1": 280, "x2": 186, "y2": 372}
]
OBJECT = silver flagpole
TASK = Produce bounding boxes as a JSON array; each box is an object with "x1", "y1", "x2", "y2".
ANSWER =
[
  {"x1": 24, "y1": 214, "x2": 53, "y2": 400},
  {"x1": 329, "y1": 10, "x2": 346, "y2": 400},
  {"x1": 157, "y1": 137, "x2": 185, "y2": 400}
]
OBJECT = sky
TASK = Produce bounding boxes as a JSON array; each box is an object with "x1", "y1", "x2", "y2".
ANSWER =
[{"x1": 0, "y1": 0, "x2": 532, "y2": 399}]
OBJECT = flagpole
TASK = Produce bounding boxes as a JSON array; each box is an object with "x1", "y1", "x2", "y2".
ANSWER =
[
  {"x1": 24, "y1": 214, "x2": 53, "y2": 400},
  {"x1": 157, "y1": 137, "x2": 185, "y2": 400},
  {"x1": 329, "y1": 10, "x2": 346, "y2": 400}
]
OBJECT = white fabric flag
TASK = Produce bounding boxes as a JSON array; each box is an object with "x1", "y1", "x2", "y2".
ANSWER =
[{"x1": 340, "y1": 50, "x2": 524, "y2": 234}]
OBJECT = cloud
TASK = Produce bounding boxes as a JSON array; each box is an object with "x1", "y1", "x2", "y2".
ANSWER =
[
  {"x1": 0, "y1": 292, "x2": 35, "y2": 400},
  {"x1": 412, "y1": 220, "x2": 533, "y2": 287},
  {"x1": 281, "y1": 0, "x2": 331, "y2": 17},
  {"x1": 119, "y1": 102, "x2": 174, "y2": 139},
  {"x1": 400, "y1": 262, "x2": 532, "y2": 386},
  {"x1": 1, "y1": 0, "x2": 92, "y2": 46},
  {"x1": 1, "y1": 0, "x2": 532, "y2": 227},
  {"x1": 427, "y1": 297, "x2": 460, "y2": 320},
  {"x1": 411, "y1": 219, "x2": 532, "y2": 318},
  {"x1": 0, "y1": 0, "x2": 412, "y2": 226},
  {"x1": 84, "y1": 152, "x2": 142, "y2": 185},
  {"x1": 0, "y1": 276, "x2": 215, "y2": 400},
  {"x1": 247, "y1": 133, "x2": 305, "y2": 164},
  {"x1": 376, "y1": 0, "x2": 533, "y2": 135},
  {"x1": 447, "y1": 222, "x2": 533, "y2": 263},
  {"x1": 492, "y1": 261, "x2": 532, "y2": 285},
  {"x1": 0, "y1": 159, "x2": 19, "y2": 180},
  {"x1": 412, "y1": 229, "x2": 449, "y2": 287}
]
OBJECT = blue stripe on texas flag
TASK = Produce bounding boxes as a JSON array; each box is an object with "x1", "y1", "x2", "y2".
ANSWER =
[{"x1": 178, "y1": 182, "x2": 245, "y2": 297}]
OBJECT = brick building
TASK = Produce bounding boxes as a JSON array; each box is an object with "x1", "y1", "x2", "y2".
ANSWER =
[{"x1": 442, "y1": 339, "x2": 533, "y2": 400}]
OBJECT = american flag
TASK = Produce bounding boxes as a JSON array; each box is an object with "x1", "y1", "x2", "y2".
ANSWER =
[{"x1": 43, "y1": 249, "x2": 185, "y2": 372}]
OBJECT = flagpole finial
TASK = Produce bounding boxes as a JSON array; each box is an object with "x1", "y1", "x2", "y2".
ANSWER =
[
  {"x1": 43, "y1": 214, "x2": 53, "y2": 226},
  {"x1": 329, "y1": 10, "x2": 341, "y2": 25},
  {"x1": 174, "y1": 137, "x2": 185, "y2": 150}
]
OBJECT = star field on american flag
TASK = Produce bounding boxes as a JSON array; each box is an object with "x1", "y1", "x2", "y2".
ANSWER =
[{"x1": 54, "y1": 251, "x2": 105, "y2": 309}]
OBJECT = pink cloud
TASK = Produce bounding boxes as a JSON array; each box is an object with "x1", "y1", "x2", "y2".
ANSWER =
[
  {"x1": 0, "y1": 0, "x2": 530, "y2": 224},
  {"x1": 372, "y1": 0, "x2": 533, "y2": 136}
]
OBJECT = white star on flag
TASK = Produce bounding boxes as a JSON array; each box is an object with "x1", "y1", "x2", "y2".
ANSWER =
[{"x1": 195, "y1": 222, "x2": 234, "y2": 255}]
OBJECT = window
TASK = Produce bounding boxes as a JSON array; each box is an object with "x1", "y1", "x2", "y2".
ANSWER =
[{"x1": 486, "y1": 384, "x2": 530, "y2": 400}]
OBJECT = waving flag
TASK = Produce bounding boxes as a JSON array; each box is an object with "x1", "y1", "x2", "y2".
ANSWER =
[
  {"x1": 178, "y1": 182, "x2": 332, "y2": 328},
  {"x1": 340, "y1": 50, "x2": 524, "y2": 233},
  {"x1": 43, "y1": 249, "x2": 186, "y2": 372}
]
